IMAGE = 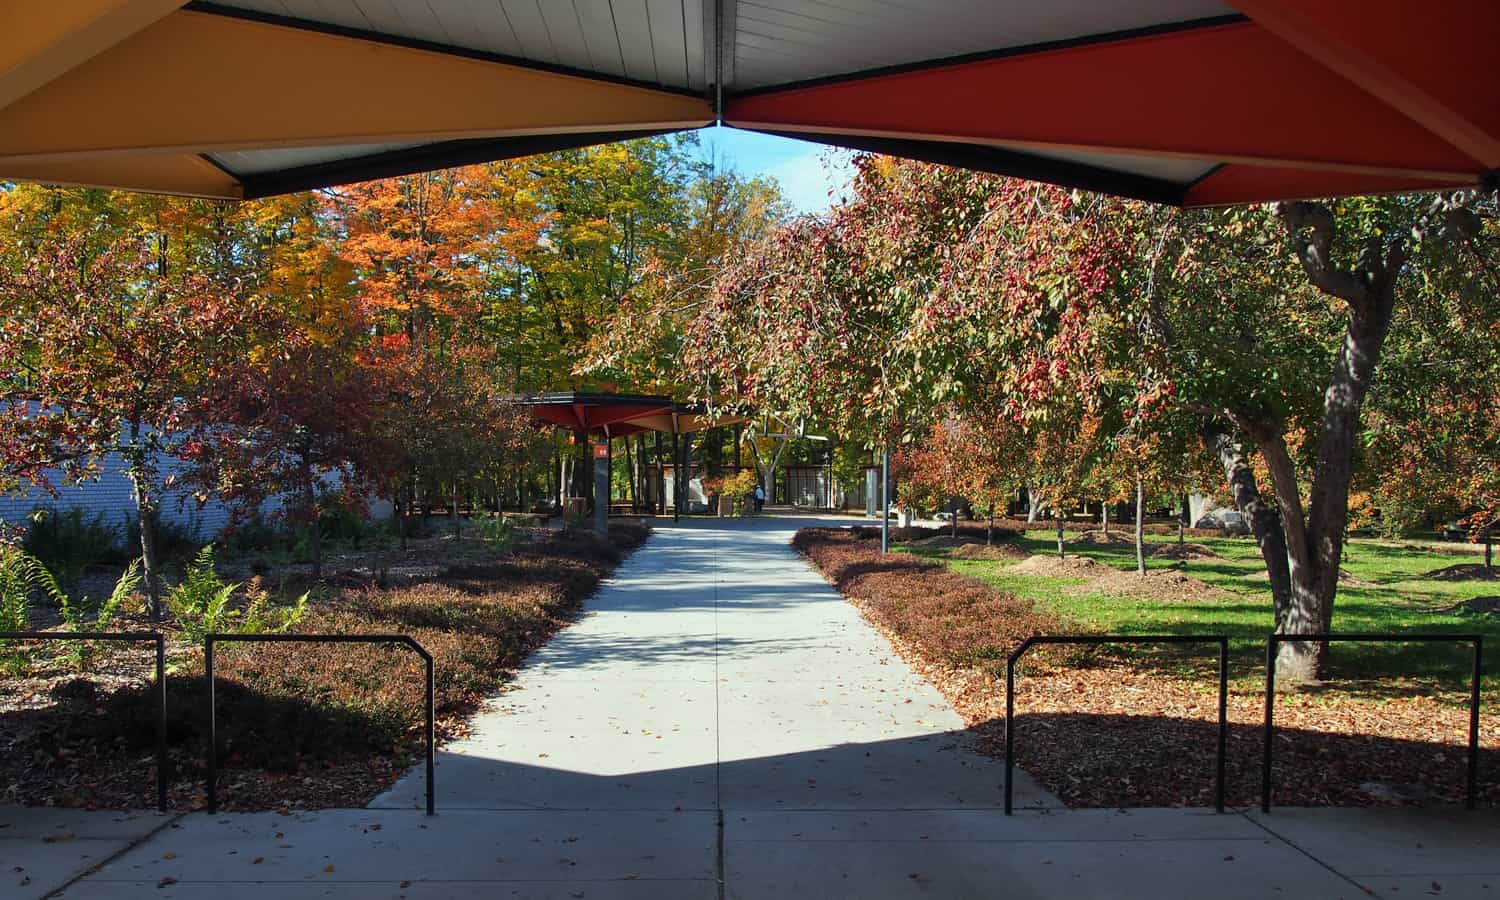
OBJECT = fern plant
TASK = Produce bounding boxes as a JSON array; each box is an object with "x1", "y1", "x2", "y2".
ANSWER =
[
  {"x1": 0, "y1": 548, "x2": 43, "y2": 671},
  {"x1": 55, "y1": 559, "x2": 142, "y2": 670},
  {"x1": 165, "y1": 546, "x2": 240, "y2": 642},
  {"x1": 167, "y1": 545, "x2": 310, "y2": 641},
  {"x1": 0, "y1": 548, "x2": 35, "y2": 634},
  {"x1": 241, "y1": 587, "x2": 310, "y2": 635},
  {"x1": 475, "y1": 516, "x2": 517, "y2": 550}
]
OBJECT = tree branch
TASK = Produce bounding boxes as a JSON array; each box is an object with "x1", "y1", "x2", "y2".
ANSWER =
[{"x1": 1279, "y1": 201, "x2": 1367, "y2": 303}]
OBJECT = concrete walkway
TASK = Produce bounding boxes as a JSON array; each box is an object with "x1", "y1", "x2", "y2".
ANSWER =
[{"x1": 6, "y1": 516, "x2": 1498, "y2": 898}]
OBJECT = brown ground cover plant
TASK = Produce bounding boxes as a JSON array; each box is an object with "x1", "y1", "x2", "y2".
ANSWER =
[
  {"x1": 0, "y1": 523, "x2": 651, "y2": 811},
  {"x1": 792, "y1": 528, "x2": 1060, "y2": 674}
]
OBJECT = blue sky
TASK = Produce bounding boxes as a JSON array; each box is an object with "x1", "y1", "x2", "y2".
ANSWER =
[{"x1": 694, "y1": 126, "x2": 855, "y2": 214}]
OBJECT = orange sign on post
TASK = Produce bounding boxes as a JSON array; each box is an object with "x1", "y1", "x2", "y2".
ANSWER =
[{"x1": 593, "y1": 443, "x2": 609, "y2": 459}]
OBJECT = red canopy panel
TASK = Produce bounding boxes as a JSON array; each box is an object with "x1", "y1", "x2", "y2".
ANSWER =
[
  {"x1": 726, "y1": 15, "x2": 1491, "y2": 206},
  {"x1": 517, "y1": 394, "x2": 676, "y2": 435}
]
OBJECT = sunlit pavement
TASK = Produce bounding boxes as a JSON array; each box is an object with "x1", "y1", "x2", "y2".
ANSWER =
[{"x1": 6, "y1": 514, "x2": 1498, "y2": 899}]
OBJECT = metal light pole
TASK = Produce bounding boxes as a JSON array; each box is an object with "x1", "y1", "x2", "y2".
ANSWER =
[{"x1": 881, "y1": 449, "x2": 890, "y2": 555}]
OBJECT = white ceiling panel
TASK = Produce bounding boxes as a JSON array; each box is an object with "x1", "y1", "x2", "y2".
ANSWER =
[
  {"x1": 202, "y1": 1, "x2": 1231, "y2": 93},
  {"x1": 1000, "y1": 144, "x2": 1221, "y2": 186},
  {"x1": 208, "y1": 0, "x2": 704, "y2": 91},
  {"x1": 729, "y1": 0, "x2": 1238, "y2": 89},
  {"x1": 208, "y1": 142, "x2": 426, "y2": 175},
  {"x1": 612, "y1": 0, "x2": 661, "y2": 85},
  {"x1": 573, "y1": 0, "x2": 629, "y2": 78}
]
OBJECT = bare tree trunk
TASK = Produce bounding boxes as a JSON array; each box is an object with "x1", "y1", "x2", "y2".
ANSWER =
[
  {"x1": 1026, "y1": 480, "x2": 1040, "y2": 524},
  {"x1": 131, "y1": 475, "x2": 162, "y2": 620},
  {"x1": 122, "y1": 421, "x2": 163, "y2": 620},
  {"x1": 1101, "y1": 502, "x2": 1110, "y2": 535},
  {"x1": 1056, "y1": 513, "x2": 1065, "y2": 560},
  {"x1": 987, "y1": 504, "x2": 995, "y2": 546},
  {"x1": 301, "y1": 465, "x2": 322, "y2": 581},
  {"x1": 396, "y1": 493, "x2": 408, "y2": 552},
  {"x1": 1135, "y1": 475, "x2": 1146, "y2": 576},
  {"x1": 1205, "y1": 424, "x2": 1297, "y2": 625},
  {"x1": 451, "y1": 484, "x2": 460, "y2": 540}
]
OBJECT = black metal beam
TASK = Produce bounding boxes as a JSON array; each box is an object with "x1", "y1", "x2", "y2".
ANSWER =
[
  {"x1": 749, "y1": 128, "x2": 1190, "y2": 206},
  {"x1": 235, "y1": 129, "x2": 684, "y2": 199}
]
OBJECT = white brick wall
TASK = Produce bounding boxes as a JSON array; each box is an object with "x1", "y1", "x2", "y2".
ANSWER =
[
  {"x1": 0, "y1": 449, "x2": 233, "y2": 542},
  {"x1": 1, "y1": 432, "x2": 388, "y2": 545}
]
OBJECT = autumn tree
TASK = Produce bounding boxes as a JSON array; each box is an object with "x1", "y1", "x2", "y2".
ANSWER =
[
  {"x1": 1108, "y1": 194, "x2": 1498, "y2": 679},
  {"x1": 0, "y1": 234, "x2": 261, "y2": 615},
  {"x1": 185, "y1": 321, "x2": 393, "y2": 579}
]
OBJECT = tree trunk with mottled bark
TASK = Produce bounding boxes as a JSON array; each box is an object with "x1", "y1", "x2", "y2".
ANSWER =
[
  {"x1": 1200, "y1": 202, "x2": 1407, "y2": 683},
  {"x1": 1135, "y1": 476, "x2": 1146, "y2": 576}
]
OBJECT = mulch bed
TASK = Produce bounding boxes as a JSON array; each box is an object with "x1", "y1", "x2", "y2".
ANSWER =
[
  {"x1": 0, "y1": 522, "x2": 652, "y2": 811},
  {"x1": 1007, "y1": 553, "x2": 1230, "y2": 602},
  {"x1": 795, "y1": 527, "x2": 1499, "y2": 810},
  {"x1": 1424, "y1": 563, "x2": 1498, "y2": 581},
  {"x1": 1436, "y1": 596, "x2": 1500, "y2": 616},
  {"x1": 1149, "y1": 542, "x2": 1223, "y2": 561},
  {"x1": 950, "y1": 543, "x2": 1030, "y2": 562}
]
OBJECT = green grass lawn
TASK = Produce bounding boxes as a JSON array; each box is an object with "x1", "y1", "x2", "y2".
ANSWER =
[{"x1": 899, "y1": 530, "x2": 1499, "y2": 700}]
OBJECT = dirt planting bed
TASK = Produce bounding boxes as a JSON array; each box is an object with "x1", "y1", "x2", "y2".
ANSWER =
[
  {"x1": 0, "y1": 523, "x2": 651, "y2": 811},
  {"x1": 1423, "y1": 563, "x2": 1498, "y2": 581},
  {"x1": 994, "y1": 553, "x2": 1231, "y2": 602},
  {"x1": 950, "y1": 542, "x2": 1030, "y2": 562}
]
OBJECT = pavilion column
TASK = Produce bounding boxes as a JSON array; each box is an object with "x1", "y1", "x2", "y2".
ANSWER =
[
  {"x1": 655, "y1": 431, "x2": 665, "y2": 516},
  {"x1": 681, "y1": 431, "x2": 693, "y2": 516},
  {"x1": 593, "y1": 436, "x2": 609, "y2": 535},
  {"x1": 671, "y1": 433, "x2": 681, "y2": 522}
]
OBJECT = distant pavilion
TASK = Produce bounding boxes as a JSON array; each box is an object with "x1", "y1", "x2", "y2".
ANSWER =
[{"x1": 514, "y1": 392, "x2": 747, "y2": 529}]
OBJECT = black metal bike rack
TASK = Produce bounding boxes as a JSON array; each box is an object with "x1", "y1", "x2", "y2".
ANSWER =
[
  {"x1": 0, "y1": 630, "x2": 168, "y2": 812},
  {"x1": 1006, "y1": 633, "x2": 1230, "y2": 814},
  {"x1": 205, "y1": 633, "x2": 436, "y2": 815},
  {"x1": 1263, "y1": 632, "x2": 1484, "y2": 812}
]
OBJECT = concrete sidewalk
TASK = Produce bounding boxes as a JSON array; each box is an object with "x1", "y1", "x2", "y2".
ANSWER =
[{"x1": 6, "y1": 515, "x2": 1497, "y2": 898}]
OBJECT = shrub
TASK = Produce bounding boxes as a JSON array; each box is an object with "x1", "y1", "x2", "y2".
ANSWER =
[
  {"x1": 165, "y1": 546, "x2": 239, "y2": 641},
  {"x1": 793, "y1": 527, "x2": 1063, "y2": 672},
  {"x1": 23, "y1": 507, "x2": 126, "y2": 590},
  {"x1": 0, "y1": 547, "x2": 48, "y2": 670},
  {"x1": 851, "y1": 521, "x2": 1022, "y2": 543},
  {"x1": 123, "y1": 510, "x2": 202, "y2": 566},
  {"x1": 474, "y1": 515, "x2": 517, "y2": 550}
]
